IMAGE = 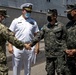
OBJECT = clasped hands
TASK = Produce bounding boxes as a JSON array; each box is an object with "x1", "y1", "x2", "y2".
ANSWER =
[
  {"x1": 65, "y1": 49, "x2": 76, "y2": 57},
  {"x1": 24, "y1": 43, "x2": 32, "y2": 50}
]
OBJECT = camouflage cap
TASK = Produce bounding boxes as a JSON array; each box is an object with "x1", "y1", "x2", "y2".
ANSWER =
[
  {"x1": 47, "y1": 9, "x2": 58, "y2": 16},
  {"x1": 0, "y1": 9, "x2": 9, "y2": 18},
  {"x1": 66, "y1": 4, "x2": 76, "y2": 12},
  {"x1": 20, "y1": 3, "x2": 33, "y2": 12}
]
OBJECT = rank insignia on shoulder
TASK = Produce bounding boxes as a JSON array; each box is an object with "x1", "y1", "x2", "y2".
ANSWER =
[{"x1": 29, "y1": 21, "x2": 34, "y2": 25}]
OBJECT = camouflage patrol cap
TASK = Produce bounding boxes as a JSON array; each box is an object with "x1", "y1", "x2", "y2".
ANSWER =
[
  {"x1": 47, "y1": 9, "x2": 58, "y2": 16},
  {"x1": 66, "y1": 4, "x2": 76, "y2": 12},
  {"x1": 0, "y1": 9, "x2": 9, "y2": 18},
  {"x1": 20, "y1": 3, "x2": 33, "y2": 12}
]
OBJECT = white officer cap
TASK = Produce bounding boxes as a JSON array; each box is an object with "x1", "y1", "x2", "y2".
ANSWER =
[{"x1": 20, "y1": 3, "x2": 33, "y2": 11}]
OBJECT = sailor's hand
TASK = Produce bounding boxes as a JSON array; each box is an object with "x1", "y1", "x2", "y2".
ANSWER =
[
  {"x1": 65, "y1": 49, "x2": 76, "y2": 57},
  {"x1": 35, "y1": 47, "x2": 40, "y2": 54}
]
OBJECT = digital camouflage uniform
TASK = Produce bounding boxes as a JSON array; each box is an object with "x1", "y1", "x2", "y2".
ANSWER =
[
  {"x1": 31, "y1": 21, "x2": 68, "y2": 75},
  {"x1": 66, "y1": 20, "x2": 76, "y2": 75},
  {"x1": 0, "y1": 23, "x2": 24, "y2": 75}
]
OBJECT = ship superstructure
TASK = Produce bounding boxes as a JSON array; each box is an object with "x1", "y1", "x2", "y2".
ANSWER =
[
  {"x1": 0, "y1": 0, "x2": 76, "y2": 27},
  {"x1": 0, "y1": 0, "x2": 76, "y2": 16}
]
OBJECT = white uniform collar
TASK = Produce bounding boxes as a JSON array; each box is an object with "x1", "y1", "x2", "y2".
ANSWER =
[{"x1": 19, "y1": 15, "x2": 27, "y2": 21}]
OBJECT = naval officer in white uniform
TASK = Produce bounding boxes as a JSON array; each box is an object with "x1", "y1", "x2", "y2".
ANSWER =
[{"x1": 8, "y1": 3, "x2": 39, "y2": 75}]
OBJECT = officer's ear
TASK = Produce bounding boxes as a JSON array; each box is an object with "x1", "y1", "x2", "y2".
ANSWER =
[{"x1": 22, "y1": 9, "x2": 25, "y2": 14}]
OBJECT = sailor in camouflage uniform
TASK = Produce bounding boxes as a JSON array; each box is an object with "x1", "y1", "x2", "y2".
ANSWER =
[
  {"x1": 27, "y1": 9, "x2": 68, "y2": 75},
  {"x1": 0, "y1": 9, "x2": 30, "y2": 75},
  {"x1": 65, "y1": 4, "x2": 76, "y2": 75}
]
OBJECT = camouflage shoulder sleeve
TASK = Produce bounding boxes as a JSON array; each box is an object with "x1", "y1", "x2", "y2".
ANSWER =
[
  {"x1": 0, "y1": 23, "x2": 24, "y2": 49},
  {"x1": 59, "y1": 22, "x2": 67, "y2": 32},
  {"x1": 58, "y1": 22, "x2": 67, "y2": 40},
  {"x1": 31, "y1": 25, "x2": 46, "y2": 47}
]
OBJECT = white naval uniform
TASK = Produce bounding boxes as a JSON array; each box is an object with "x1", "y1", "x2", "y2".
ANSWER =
[{"x1": 9, "y1": 15, "x2": 39, "y2": 75}]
